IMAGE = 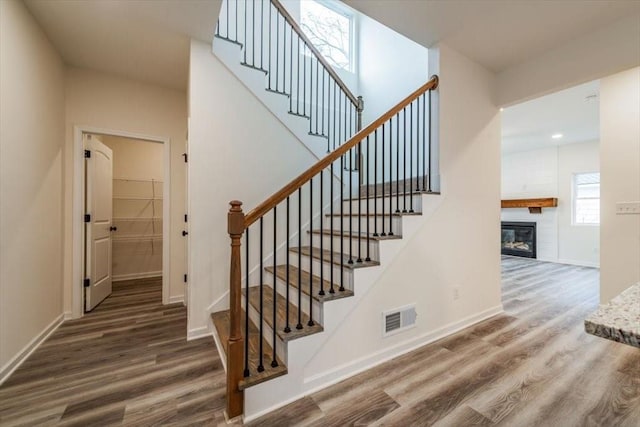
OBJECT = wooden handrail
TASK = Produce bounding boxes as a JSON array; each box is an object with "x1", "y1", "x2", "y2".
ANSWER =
[
  {"x1": 270, "y1": 0, "x2": 359, "y2": 107},
  {"x1": 244, "y1": 75, "x2": 439, "y2": 227}
]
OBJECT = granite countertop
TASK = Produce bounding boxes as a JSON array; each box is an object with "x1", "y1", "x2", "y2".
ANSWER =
[{"x1": 585, "y1": 282, "x2": 640, "y2": 348}]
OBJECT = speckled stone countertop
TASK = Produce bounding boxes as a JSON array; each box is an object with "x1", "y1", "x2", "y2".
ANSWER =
[{"x1": 585, "y1": 282, "x2": 640, "y2": 348}]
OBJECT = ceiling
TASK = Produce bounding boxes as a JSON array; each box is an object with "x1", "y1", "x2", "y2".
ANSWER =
[
  {"x1": 501, "y1": 80, "x2": 600, "y2": 154},
  {"x1": 24, "y1": 0, "x2": 222, "y2": 91},
  {"x1": 342, "y1": 0, "x2": 640, "y2": 73}
]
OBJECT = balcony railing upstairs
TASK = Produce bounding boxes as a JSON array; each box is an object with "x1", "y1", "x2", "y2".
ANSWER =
[{"x1": 215, "y1": 0, "x2": 363, "y2": 153}]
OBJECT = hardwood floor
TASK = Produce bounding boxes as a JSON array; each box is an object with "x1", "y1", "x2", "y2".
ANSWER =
[
  {"x1": 250, "y1": 257, "x2": 640, "y2": 426},
  {"x1": 1, "y1": 258, "x2": 638, "y2": 426},
  {"x1": 0, "y1": 278, "x2": 225, "y2": 426}
]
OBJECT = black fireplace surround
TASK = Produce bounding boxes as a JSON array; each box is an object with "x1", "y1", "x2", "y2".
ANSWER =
[{"x1": 501, "y1": 221, "x2": 537, "y2": 258}]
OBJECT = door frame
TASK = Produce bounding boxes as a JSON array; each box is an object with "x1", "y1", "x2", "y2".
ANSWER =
[{"x1": 72, "y1": 125, "x2": 171, "y2": 318}]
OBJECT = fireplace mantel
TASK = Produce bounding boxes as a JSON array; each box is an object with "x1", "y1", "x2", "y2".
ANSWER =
[{"x1": 501, "y1": 198, "x2": 558, "y2": 214}]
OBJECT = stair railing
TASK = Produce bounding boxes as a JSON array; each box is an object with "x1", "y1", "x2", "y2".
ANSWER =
[
  {"x1": 216, "y1": 0, "x2": 364, "y2": 155},
  {"x1": 225, "y1": 75, "x2": 439, "y2": 418}
]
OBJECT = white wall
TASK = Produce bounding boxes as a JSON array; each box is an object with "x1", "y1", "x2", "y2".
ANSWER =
[
  {"x1": 305, "y1": 42, "x2": 502, "y2": 383},
  {"x1": 497, "y1": 14, "x2": 640, "y2": 107},
  {"x1": 64, "y1": 68, "x2": 188, "y2": 310},
  {"x1": 358, "y1": 14, "x2": 429, "y2": 126},
  {"x1": 188, "y1": 39, "x2": 322, "y2": 337},
  {"x1": 501, "y1": 141, "x2": 600, "y2": 266},
  {"x1": 600, "y1": 67, "x2": 640, "y2": 302},
  {"x1": 0, "y1": 0, "x2": 65, "y2": 378}
]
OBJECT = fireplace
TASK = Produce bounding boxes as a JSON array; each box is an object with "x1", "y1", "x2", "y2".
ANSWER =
[{"x1": 501, "y1": 221, "x2": 536, "y2": 258}]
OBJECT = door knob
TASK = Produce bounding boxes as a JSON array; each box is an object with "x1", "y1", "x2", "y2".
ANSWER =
[
  {"x1": 182, "y1": 230, "x2": 188, "y2": 236},
  {"x1": 110, "y1": 226, "x2": 117, "y2": 232}
]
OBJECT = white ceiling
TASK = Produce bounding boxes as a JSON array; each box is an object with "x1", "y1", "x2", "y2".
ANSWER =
[
  {"x1": 342, "y1": 0, "x2": 640, "y2": 73},
  {"x1": 501, "y1": 80, "x2": 600, "y2": 154},
  {"x1": 24, "y1": 0, "x2": 222, "y2": 91}
]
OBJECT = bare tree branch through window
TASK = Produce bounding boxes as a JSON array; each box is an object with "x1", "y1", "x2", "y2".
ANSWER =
[{"x1": 300, "y1": 1, "x2": 351, "y2": 71}]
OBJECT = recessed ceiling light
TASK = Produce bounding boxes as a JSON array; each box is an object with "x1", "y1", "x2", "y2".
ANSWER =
[
  {"x1": 500, "y1": 108, "x2": 504, "y2": 112},
  {"x1": 552, "y1": 133, "x2": 563, "y2": 139}
]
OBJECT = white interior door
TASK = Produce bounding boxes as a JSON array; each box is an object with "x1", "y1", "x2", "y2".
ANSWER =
[{"x1": 85, "y1": 135, "x2": 114, "y2": 311}]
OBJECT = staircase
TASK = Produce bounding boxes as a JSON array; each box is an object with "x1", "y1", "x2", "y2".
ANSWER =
[{"x1": 209, "y1": 0, "x2": 440, "y2": 420}]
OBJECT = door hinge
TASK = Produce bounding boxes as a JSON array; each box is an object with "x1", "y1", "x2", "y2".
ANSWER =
[
  {"x1": 84, "y1": 150, "x2": 91, "y2": 158},
  {"x1": 84, "y1": 278, "x2": 90, "y2": 288},
  {"x1": 84, "y1": 213, "x2": 91, "y2": 223},
  {"x1": 183, "y1": 274, "x2": 188, "y2": 283},
  {"x1": 182, "y1": 153, "x2": 188, "y2": 163}
]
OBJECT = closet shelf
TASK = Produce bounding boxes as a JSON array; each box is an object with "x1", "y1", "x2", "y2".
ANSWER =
[
  {"x1": 113, "y1": 178, "x2": 164, "y2": 183},
  {"x1": 113, "y1": 217, "x2": 162, "y2": 221},
  {"x1": 113, "y1": 196, "x2": 163, "y2": 201},
  {"x1": 112, "y1": 234, "x2": 163, "y2": 242}
]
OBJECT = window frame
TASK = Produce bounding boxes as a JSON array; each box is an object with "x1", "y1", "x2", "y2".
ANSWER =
[
  {"x1": 572, "y1": 171, "x2": 601, "y2": 226},
  {"x1": 299, "y1": 0, "x2": 357, "y2": 74}
]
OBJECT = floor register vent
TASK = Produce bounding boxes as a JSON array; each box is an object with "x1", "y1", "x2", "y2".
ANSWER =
[{"x1": 383, "y1": 305, "x2": 417, "y2": 337}]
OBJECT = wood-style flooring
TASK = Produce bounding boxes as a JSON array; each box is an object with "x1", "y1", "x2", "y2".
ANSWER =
[
  {"x1": 0, "y1": 278, "x2": 225, "y2": 426},
  {"x1": 250, "y1": 257, "x2": 640, "y2": 426},
  {"x1": 1, "y1": 258, "x2": 639, "y2": 426}
]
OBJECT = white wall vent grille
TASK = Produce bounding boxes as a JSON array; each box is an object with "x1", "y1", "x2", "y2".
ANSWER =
[{"x1": 382, "y1": 305, "x2": 417, "y2": 337}]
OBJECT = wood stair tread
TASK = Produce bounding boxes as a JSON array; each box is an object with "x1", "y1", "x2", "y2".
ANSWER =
[
  {"x1": 291, "y1": 246, "x2": 381, "y2": 268},
  {"x1": 244, "y1": 285, "x2": 324, "y2": 342},
  {"x1": 211, "y1": 310, "x2": 287, "y2": 390},
  {"x1": 265, "y1": 265, "x2": 354, "y2": 302},
  {"x1": 343, "y1": 190, "x2": 439, "y2": 201},
  {"x1": 325, "y1": 211, "x2": 421, "y2": 217},
  {"x1": 310, "y1": 229, "x2": 402, "y2": 241}
]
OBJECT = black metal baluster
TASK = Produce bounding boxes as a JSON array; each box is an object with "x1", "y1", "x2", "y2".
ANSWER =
[
  {"x1": 403, "y1": 107, "x2": 407, "y2": 212},
  {"x1": 348, "y1": 145, "x2": 353, "y2": 264},
  {"x1": 333, "y1": 83, "x2": 337, "y2": 150},
  {"x1": 340, "y1": 154, "x2": 345, "y2": 292},
  {"x1": 365, "y1": 135, "x2": 371, "y2": 262},
  {"x1": 296, "y1": 35, "x2": 300, "y2": 115},
  {"x1": 275, "y1": 9, "x2": 279, "y2": 92},
  {"x1": 357, "y1": 142, "x2": 362, "y2": 263},
  {"x1": 315, "y1": 59, "x2": 319, "y2": 135},
  {"x1": 285, "y1": 197, "x2": 291, "y2": 333},
  {"x1": 235, "y1": 0, "x2": 238, "y2": 41},
  {"x1": 381, "y1": 123, "x2": 386, "y2": 236},
  {"x1": 319, "y1": 170, "x2": 325, "y2": 295},
  {"x1": 428, "y1": 90, "x2": 432, "y2": 192},
  {"x1": 422, "y1": 93, "x2": 426, "y2": 192},
  {"x1": 416, "y1": 95, "x2": 421, "y2": 191},
  {"x1": 309, "y1": 54, "x2": 313, "y2": 133},
  {"x1": 271, "y1": 206, "x2": 278, "y2": 367},
  {"x1": 396, "y1": 112, "x2": 400, "y2": 213},
  {"x1": 373, "y1": 129, "x2": 378, "y2": 236},
  {"x1": 297, "y1": 188, "x2": 303, "y2": 330},
  {"x1": 244, "y1": 229, "x2": 250, "y2": 377},
  {"x1": 260, "y1": 0, "x2": 264, "y2": 70},
  {"x1": 330, "y1": 162, "x2": 335, "y2": 293},
  {"x1": 308, "y1": 178, "x2": 314, "y2": 326},
  {"x1": 388, "y1": 117, "x2": 394, "y2": 236},
  {"x1": 252, "y1": 0, "x2": 256, "y2": 66},
  {"x1": 225, "y1": 0, "x2": 228, "y2": 38},
  {"x1": 243, "y1": 0, "x2": 247, "y2": 63},
  {"x1": 409, "y1": 102, "x2": 414, "y2": 213},
  {"x1": 303, "y1": 43, "x2": 307, "y2": 118},
  {"x1": 258, "y1": 217, "x2": 264, "y2": 372}
]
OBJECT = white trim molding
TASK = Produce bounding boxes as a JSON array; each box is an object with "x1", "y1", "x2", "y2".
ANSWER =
[
  {"x1": 72, "y1": 126, "x2": 172, "y2": 319},
  {"x1": 0, "y1": 314, "x2": 65, "y2": 385}
]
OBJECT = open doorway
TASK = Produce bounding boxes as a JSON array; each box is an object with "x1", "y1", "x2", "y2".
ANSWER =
[
  {"x1": 75, "y1": 128, "x2": 171, "y2": 315},
  {"x1": 500, "y1": 80, "x2": 600, "y2": 268}
]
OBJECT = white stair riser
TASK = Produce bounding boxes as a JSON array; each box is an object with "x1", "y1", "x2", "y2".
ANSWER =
[
  {"x1": 341, "y1": 194, "x2": 422, "y2": 213},
  {"x1": 325, "y1": 215, "x2": 404, "y2": 236},
  {"x1": 311, "y1": 234, "x2": 381, "y2": 262},
  {"x1": 289, "y1": 253, "x2": 354, "y2": 290},
  {"x1": 266, "y1": 270, "x2": 324, "y2": 321}
]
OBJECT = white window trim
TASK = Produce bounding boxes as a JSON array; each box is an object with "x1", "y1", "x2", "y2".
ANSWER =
[
  {"x1": 572, "y1": 172, "x2": 600, "y2": 226},
  {"x1": 300, "y1": 0, "x2": 358, "y2": 74}
]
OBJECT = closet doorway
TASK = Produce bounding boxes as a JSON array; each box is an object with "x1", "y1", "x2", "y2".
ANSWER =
[{"x1": 77, "y1": 129, "x2": 170, "y2": 314}]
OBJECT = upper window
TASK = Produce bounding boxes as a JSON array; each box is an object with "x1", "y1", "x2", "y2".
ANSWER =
[
  {"x1": 300, "y1": 0, "x2": 353, "y2": 72},
  {"x1": 573, "y1": 172, "x2": 600, "y2": 225}
]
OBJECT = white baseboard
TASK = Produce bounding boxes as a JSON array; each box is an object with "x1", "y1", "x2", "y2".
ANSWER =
[
  {"x1": 243, "y1": 304, "x2": 505, "y2": 423},
  {"x1": 113, "y1": 272, "x2": 162, "y2": 282},
  {"x1": 557, "y1": 258, "x2": 600, "y2": 268},
  {"x1": 187, "y1": 325, "x2": 211, "y2": 341},
  {"x1": 0, "y1": 313, "x2": 65, "y2": 385},
  {"x1": 168, "y1": 295, "x2": 184, "y2": 305}
]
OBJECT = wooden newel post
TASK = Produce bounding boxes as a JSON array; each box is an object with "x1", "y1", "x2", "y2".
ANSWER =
[{"x1": 227, "y1": 200, "x2": 245, "y2": 419}]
